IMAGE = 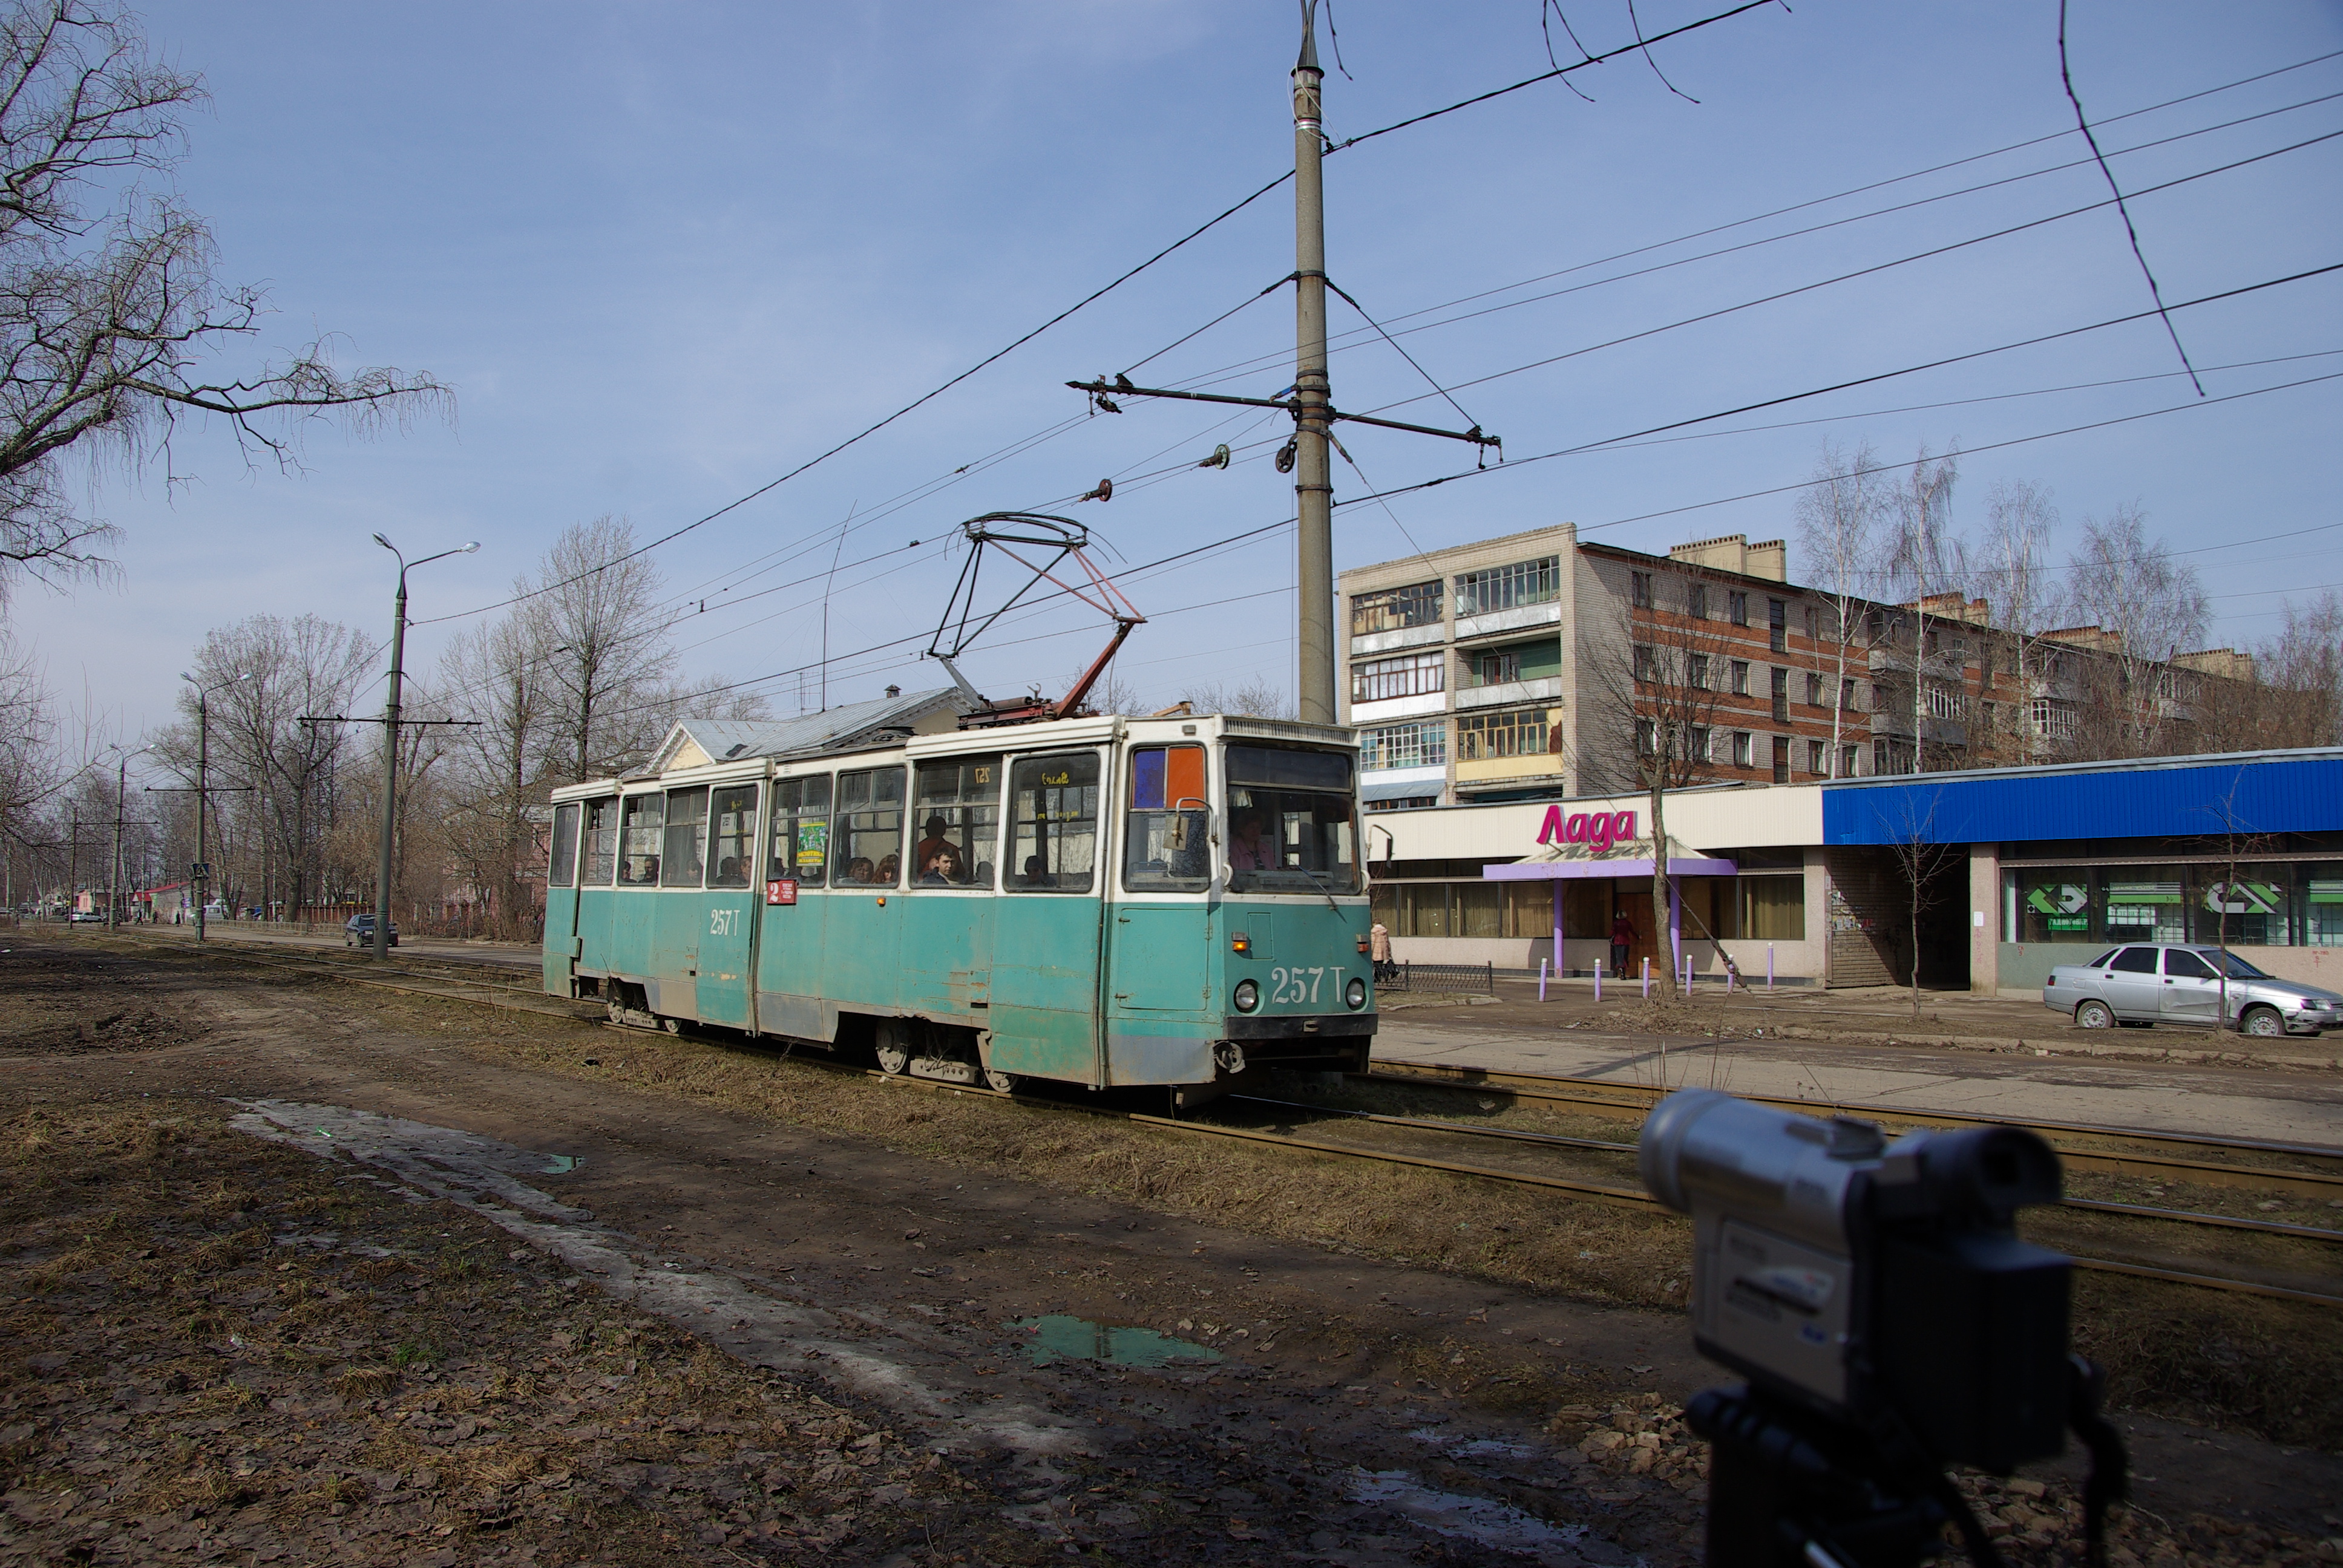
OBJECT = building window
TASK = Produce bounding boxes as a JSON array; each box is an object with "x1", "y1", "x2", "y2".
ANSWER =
[
  {"x1": 1464, "y1": 647, "x2": 1521, "y2": 687},
  {"x1": 1768, "y1": 599, "x2": 1787, "y2": 652},
  {"x1": 1807, "y1": 739, "x2": 1825, "y2": 775},
  {"x1": 1729, "y1": 591, "x2": 1748, "y2": 626},
  {"x1": 1772, "y1": 736, "x2": 1791, "y2": 784},
  {"x1": 1805, "y1": 606, "x2": 1819, "y2": 642},
  {"x1": 2032, "y1": 696, "x2": 2074, "y2": 739},
  {"x1": 1364, "y1": 795, "x2": 1440, "y2": 813},
  {"x1": 1630, "y1": 570, "x2": 1653, "y2": 609},
  {"x1": 1691, "y1": 725, "x2": 1712, "y2": 763},
  {"x1": 1457, "y1": 556, "x2": 1561, "y2": 617},
  {"x1": 1740, "y1": 875, "x2": 1806, "y2": 939},
  {"x1": 1634, "y1": 644, "x2": 1657, "y2": 682},
  {"x1": 1636, "y1": 718, "x2": 1657, "y2": 756},
  {"x1": 1732, "y1": 732, "x2": 1752, "y2": 768},
  {"x1": 1841, "y1": 743, "x2": 1858, "y2": 778},
  {"x1": 1687, "y1": 581, "x2": 1709, "y2": 619},
  {"x1": 1731, "y1": 660, "x2": 1750, "y2": 696},
  {"x1": 1771, "y1": 667, "x2": 1789, "y2": 723},
  {"x1": 1362, "y1": 720, "x2": 1447, "y2": 771},
  {"x1": 1688, "y1": 653, "x2": 1710, "y2": 690},
  {"x1": 1805, "y1": 671, "x2": 1823, "y2": 707},
  {"x1": 1841, "y1": 678, "x2": 1860, "y2": 713},
  {"x1": 1927, "y1": 684, "x2": 1968, "y2": 720},
  {"x1": 1351, "y1": 580, "x2": 1442, "y2": 636},
  {"x1": 1352, "y1": 650, "x2": 1446, "y2": 703},
  {"x1": 1458, "y1": 706, "x2": 1551, "y2": 760}
]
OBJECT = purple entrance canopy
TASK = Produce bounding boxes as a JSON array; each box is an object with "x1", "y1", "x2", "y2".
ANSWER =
[{"x1": 1481, "y1": 857, "x2": 1737, "y2": 881}]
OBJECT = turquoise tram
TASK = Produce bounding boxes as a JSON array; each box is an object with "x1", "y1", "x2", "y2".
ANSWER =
[{"x1": 542, "y1": 707, "x2": 1375, "y2": 1100}]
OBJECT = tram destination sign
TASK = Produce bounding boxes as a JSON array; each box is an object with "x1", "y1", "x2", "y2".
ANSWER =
[{"x1": 765, "y1": 878, "x2": 798, "y2": 906}]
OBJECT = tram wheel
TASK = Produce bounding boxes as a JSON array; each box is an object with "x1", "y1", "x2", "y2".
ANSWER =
[
  {"x1": 661, "y1": 1016, "x2": 683, "y2": 1036},
  {"x1": 983, "y1": 1068, "x2": 1018, "y2": 1094},
  {"x1": 876, "y1": 1044, "x2": 909, "y2": 1075}
]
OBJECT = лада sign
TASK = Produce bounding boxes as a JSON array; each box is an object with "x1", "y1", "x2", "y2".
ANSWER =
[{"x1": 1536, "y1": 807, "x2": 1637, "y2": 854}]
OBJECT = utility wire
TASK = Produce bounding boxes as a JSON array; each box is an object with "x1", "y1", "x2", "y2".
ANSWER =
[
  {"x1": 1323, "y1": 276, "x2": 1483, "y2": 434},
  {"x1": 2060, "y1": 0, "x2": 2201, "y2": 395},
  {"x1": 1359, "y1": 130, "x2": 2343, "y2": 422}
]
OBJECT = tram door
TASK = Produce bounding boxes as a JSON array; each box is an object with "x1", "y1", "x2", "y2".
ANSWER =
[
  {"x1": 696, "y1": 780, "x2": 761, "y2": 1028},
  {"x1": 988, "y1": 752, "x2": 1105, "y2": 1083},
  {"x1": 542, "y1": 802, "x2": 583, "y2": 998}
]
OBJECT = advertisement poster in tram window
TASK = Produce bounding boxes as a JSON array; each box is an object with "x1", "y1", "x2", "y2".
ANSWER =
[
  {"x1": 796, "y1": 820, "x2": 827, "y2": 870},
  {"x1": 2024, "y1": 881, "x2": 2089, "y2": 933}
]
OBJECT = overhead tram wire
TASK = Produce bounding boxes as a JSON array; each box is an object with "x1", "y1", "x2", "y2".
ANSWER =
[
  {"x1": 604, "y1": 357, "x2": 2343, "y2": 720},
  {"x1": 410, "y1": 0, "x2": 1788, "y2": 634},
  {"x1": 1139, "y1": 72, "x2": 2343, "y2": 397}
]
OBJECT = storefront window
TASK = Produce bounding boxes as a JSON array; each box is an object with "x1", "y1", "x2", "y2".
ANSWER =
[
  {"x1": 1737, "y1": 875, "x2": 1804, "y2": 940},
  {"x1": 2310, "y1": 866, "x2": 2343, "y2": 947},
  {"x1": 2189, "y1": 866, "x2": 2293, "y2": 948},
  {"x1": 2007, "y1": 866, "x2": 2094, "y2": 942},
  {"x1": 2103, "y1": 869, "x2": 2185, "y2": 944}
]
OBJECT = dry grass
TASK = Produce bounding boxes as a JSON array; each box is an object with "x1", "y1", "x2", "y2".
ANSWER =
[{"x1": 460, "y1": 1013, "x2": 2343, "y2": 1452}]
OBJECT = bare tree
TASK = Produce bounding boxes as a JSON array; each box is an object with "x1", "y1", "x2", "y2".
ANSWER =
[
  {"x1": 2193, "y1": 592, "x2": 2343, "y2": 754},
  {"x1": 0, "y1": 0, "x2": 447, "y2": 598},
  {"x1": 526, "y1": 517, "x2": 680, "y2": 781},
  {"x1": 1792, "y1": 439, "x2": 1884, "y2": 777},
  {"x1": 1880, "y1": 787, "x2": 1959, "y2": 1018},
  {"x1": 2056, "y1": 502, "x2": 2207, "y2": 760},
  {"x1": 435, "y1": 612, "x2": 557, "y2": 937},
  {"x1": 1573, "y1": 564, "x2": 1732, "y2": 999},
  {"x1": 1957, "y1": 479, "x2": 2059, "y2": 762},
  {"x1": 1179, "y1": 678, "x2": 1296, "y2": 720},
  {"x1": 1876, "y1": 447, "x2": 1961, "y2": 775}
]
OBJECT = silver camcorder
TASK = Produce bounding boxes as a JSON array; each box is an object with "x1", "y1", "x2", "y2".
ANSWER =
[{"x1": 1639, "y1": 1089, "x2": 2069, "y2": 1474}]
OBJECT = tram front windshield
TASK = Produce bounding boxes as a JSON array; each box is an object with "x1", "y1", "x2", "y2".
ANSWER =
[{"x1": 1224, "y1": 745, "x2": 1358, "y2": 895}]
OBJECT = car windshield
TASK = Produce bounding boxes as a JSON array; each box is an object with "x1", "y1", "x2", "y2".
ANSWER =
[{"x1": 2210, "y1": 950, "x2": 2268, "y2": 979}]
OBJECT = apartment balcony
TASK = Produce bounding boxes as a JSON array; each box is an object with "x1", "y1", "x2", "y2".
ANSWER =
[
  {"x1": 1454, "y1": 601, "x2": 1561, "y2": 642},
  {"x1": 1349, "y1": 690, "x2": 1450, "y2": 725},
  {"x1": 1454, "y1": 753, "x2": 1568, "y2": 794},
  {"x1": 1349, "y1": 622, "x2": 1447, "y2": 658},
  {"x1": 1453, "y1": 676, "x2": 1562, "y2": 711},
  {"x1": 1870, "y1": 710, "x2": 1969, "y2": 748}
]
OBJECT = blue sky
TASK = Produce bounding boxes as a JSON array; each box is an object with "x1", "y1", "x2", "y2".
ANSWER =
[{"x1": 18, "y1": 0, "x2": 2342, "y2": 756}]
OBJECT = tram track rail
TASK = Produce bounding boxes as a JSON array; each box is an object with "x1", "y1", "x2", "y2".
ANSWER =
[{"x1": 89, "y1": 929, "x2": 2343, "y2": 1308}]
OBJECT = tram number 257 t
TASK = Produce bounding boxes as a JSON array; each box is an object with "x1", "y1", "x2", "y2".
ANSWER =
[
  {"x1": 710, "y1": 909, "x2": 739, "y2": 937},
  {"x1": 1269, "y1": 965, "x2": 1338, "y2": 1005}
]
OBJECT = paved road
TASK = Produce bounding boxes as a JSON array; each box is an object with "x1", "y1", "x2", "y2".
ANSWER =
[{"x1": 1372, "y1": 1017, "x2": 2343, "y2": 1146}]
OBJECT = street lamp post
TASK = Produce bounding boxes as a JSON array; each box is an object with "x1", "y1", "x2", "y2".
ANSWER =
[
  {"x1": 179, "y1": 672, "x2": 251, "y2": 943},
  {"x1": 370, "y1": 535, "x2": 479, "y2": 961}
]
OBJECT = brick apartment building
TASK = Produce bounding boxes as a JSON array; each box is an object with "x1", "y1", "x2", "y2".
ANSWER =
[{"x1": 1339, "y1": 521, "x2": 2247, "y2": 809}]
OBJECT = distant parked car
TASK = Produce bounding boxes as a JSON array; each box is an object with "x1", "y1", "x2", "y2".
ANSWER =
[
  {"x1": 2044, "y1": 944, "x2": 2343, "y2": 1037},
  {"x1": 344, "y1": 912, "x2": 399, "y2": 948},
  {"x1": 67, "y1": 908, "x2": 104, "y2": 924}
]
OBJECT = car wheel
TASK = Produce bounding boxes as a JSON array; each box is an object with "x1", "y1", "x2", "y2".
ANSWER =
[
  {"x1": 2074, "y1": 999, "x2": 2114, "y2": 1030},
  {"x1": 2241, "y1": 1006, "x2": 2285, "y2": 1039}
]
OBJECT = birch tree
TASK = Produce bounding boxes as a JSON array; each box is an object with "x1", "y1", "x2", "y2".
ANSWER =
[
  {"x1": 1879, "y1": 448, "x2": 1960, "y2": 774},
  {"x1": 2057, "y1": 503, "x2": 2207, "y2": 760},
  {"x1": 1792, "y1": 439, "x2": 1884, "y2": 777},
  {"x1": 1958, "y1": 479, "x2": 2059, "y2": 761}
]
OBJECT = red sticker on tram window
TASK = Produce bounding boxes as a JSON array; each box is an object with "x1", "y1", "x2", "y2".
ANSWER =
[{"x1": 766, "y1": 879, "x2": 798, "y2": 906}]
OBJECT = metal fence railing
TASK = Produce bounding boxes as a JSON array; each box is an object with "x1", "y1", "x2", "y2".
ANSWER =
[{"x1": 1378, "y1": 960, "x2": 1495, "y2": 996}]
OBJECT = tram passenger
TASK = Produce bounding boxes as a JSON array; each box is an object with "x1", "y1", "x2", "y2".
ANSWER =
[
  {"x1": 716, "y1": 855, "x2": 741, "y2": 884},
  {"x1": 914, "y1": 816, "x2": 955, "y2": 874},
  {"x1": 845, "y1": 856, "x2": 875, "y2": 884},
  {"x1": 1228, "y1": 808, "x2": 1274, "y2": 871},
  {"x1": 875, "y1": 853, "x2": 901, "y2": 886},
  {"x1": 920, "y1": 844, "x2": 965, "y2": 885},
  {"x1": 1020, "y1": 854, "x2": 1047, "y2": 888}
]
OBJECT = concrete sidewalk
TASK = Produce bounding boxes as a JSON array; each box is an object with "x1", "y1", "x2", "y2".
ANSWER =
[{"x1": 1368, "y1": 998, "x2": 2343, "y2": 1146}]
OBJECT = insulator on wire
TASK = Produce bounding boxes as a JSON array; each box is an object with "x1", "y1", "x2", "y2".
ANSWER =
[
  {"x1": 1275, "y1": 439, "x2": 1298, "y2": 474},
  {"x1": 1198, "y1": 444, "x2": 1231, "y2": 470}
]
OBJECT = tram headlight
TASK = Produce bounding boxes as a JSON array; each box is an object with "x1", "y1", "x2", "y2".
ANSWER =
[
  {"x1": 1233, "y1": 979, "x2": 1260, "y2": 1013},
  {"x1": 1346, "y1": 977, "x2": 1368, "y2": 1010}
]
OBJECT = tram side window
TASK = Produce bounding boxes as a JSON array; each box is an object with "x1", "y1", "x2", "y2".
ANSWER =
[
  {"x1": 617, "y1": 794, "x2": 666, "y2": 885},
  {"x1": 771, "y1": 776, "x2": 831, "y2": 884},
  {"x1": 831, "y1": 766, "x2": 905, "y2": 887},
  {"x1": 1008, "y1": 753, "x2": 1099, "y2": 893},
  {"x1": 548, "y1": 803, "x2": 582, "y2": 888},
  {"x1": 1124, "y1": 744, "x2": 1210, "y2": 892},
  {"x1": 582, "y1": 797, "x2": 619, "y2": 885},
  {"x1": 913, "y1": 755, "x2": 1001, "y2": 887},
  {"x1": 662, "y1": 787, "x2": 710, "y2": 887},
  {"x1": 707, "y1": 782, "x2": 758, "y2": 888}
]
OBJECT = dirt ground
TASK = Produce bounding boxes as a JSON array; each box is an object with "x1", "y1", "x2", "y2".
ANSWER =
[{"x1": 2, "y1": 934, "x2": 2339, "y2": 1566}]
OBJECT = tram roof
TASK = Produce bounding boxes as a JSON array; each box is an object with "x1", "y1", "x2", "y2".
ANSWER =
[{"x1": 642, "y1": 688, "x2": 969, "y2": 774}]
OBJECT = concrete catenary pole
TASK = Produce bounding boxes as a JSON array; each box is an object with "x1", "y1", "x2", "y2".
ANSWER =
[
  {"x1": 373, "y1": 565, "x2": 408, "y2": 962},
  {"x1": 1291, "y1": 5, "x2": 1335, "y2": 725}
]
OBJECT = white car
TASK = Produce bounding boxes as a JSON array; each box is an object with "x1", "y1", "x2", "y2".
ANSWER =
[{"x1": 2043, "y1": 944, "x2": 2343, "y2": 1037}]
